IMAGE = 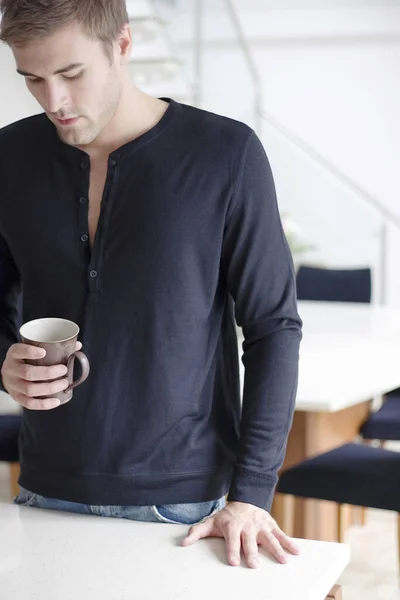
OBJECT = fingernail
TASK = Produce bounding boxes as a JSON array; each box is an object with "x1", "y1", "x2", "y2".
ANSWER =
[
  {"x1": 250, "y1": 558, "x2": 259, "y2": 569},
  {"x1": 229, "y1": 556, "x2": 240, "y2": 566}
]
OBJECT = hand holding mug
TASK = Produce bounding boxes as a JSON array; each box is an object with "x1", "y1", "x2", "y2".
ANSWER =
[{"x1": 1, "y1": 318, "x2": 90, "y2": 410}]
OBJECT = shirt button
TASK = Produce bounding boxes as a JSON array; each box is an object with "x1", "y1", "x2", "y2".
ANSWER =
[
  {"x1": 110, "y1": 158, "x2": 117, "y2": 167},
  {"x1": 79, "y1": 197, "x2": 87, "y2": 204},
  {"x1": 81, "y1": 235, "x2": 89, "y2": 243},
  {"x1": 90, "y1": 270, "x2": 98, "y2": 278},
  {"x1": 81, "y1": 160, "x2": 88, "y2": 169}
]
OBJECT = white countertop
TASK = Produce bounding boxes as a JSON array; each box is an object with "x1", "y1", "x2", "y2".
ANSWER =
[
  {"x1": 239, "y1": 301, "x2": 400, "y2": 413},
  {"x1": 0, "y1": 502, "x2": 350, "y2": 600}
]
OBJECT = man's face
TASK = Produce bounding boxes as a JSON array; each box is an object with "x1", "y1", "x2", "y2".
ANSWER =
[{"x1": 12, "y1": 23, "x2": 124, "y2": 147}]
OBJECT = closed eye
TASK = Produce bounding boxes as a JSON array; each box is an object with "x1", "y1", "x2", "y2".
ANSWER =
[
  {"x1": 26, "y1": 72, "x2": 83, "y2": 83},
  {"x1": 63, "y1": 72, "x2": 83, "y2": 81}
]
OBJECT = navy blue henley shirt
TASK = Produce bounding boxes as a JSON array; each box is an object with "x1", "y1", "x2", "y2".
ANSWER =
[{"x1": 0, "y1": 99, "x2": 302, "y2": 510}]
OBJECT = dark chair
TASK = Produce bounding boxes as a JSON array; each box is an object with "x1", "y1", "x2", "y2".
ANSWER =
[
  {"x1": 277, "y1": 443, "x2": 400, "y2": 570},
  {"x1": 0, "y1": 415, "x2": 21, "y2": 498},
  {"x1": 360, "y1": 392, "x2": 400, "y2": 442},
  {"x1": 296, "y1": 266, "x2": 372, "y2": 303}
]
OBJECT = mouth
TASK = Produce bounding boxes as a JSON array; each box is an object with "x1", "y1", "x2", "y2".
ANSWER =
[{"x1": 56, "y1": 117, "x2": 80, "y2": 127}]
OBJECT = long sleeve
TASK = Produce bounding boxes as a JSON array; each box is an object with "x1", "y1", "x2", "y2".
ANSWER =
[
  {"x1": 222, "y1": 131, "x2": 302, "y2": 511},
  {"x1": 0, "y1": 231, "x2": 21, "y2": 392}
]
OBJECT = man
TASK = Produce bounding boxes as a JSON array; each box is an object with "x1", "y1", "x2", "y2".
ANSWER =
[{"x1": 0, "y1": 0, "x2": 302, "y2": 569}]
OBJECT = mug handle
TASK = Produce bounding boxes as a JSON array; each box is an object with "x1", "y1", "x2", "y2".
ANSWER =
[{"x1": 65, "y1": 351, "x2": 90, "y2": 392}]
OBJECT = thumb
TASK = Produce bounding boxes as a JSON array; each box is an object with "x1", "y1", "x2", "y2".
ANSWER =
[{"x1": 181, "y1": 519, "x2": 214, "y2": 547}]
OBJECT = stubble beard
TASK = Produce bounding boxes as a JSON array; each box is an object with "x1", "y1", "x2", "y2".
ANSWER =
[{"x1": 57, "y1": 75, "x2": 123, "y2": 148}]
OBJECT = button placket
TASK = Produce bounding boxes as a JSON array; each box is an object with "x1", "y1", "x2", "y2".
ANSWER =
[
  {"x1": 77, "y1": 156, "x2": 92, "y2": 285},
  {"x1": 84, "y1": 153, "x2": 119, "y2": 292}
]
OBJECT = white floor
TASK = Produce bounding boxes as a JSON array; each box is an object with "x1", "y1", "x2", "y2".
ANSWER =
[
  {"x1": 338, "y1": 508, "x2": 399, "y2": 599},
  {"x1": 0, "y1": 463, "x2": 398, "y2": 600}
]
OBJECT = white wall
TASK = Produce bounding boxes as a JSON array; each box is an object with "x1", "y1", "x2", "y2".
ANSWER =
[
  {"x1": 253, "y1": 37, "x2": 400, "y2": 306},
  {"x1": 0, "y1": 44, "x2": 41, "y2": 127}
]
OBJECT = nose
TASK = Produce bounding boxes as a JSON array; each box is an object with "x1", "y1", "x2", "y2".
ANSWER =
[{"x1": 44, "y1": 80, "x2": 68, "y2": 115}]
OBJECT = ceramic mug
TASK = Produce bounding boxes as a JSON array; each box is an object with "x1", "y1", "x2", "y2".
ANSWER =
[{"x1": 19, "y1": 318, "x2": 90, "y2": 405}]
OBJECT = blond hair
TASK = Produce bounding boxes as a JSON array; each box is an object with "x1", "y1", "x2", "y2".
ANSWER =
[{"x1": 0, "y1": 0, "x2": 129, "y2": 56}]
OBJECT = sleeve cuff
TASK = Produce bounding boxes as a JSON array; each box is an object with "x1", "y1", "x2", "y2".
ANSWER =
[{"x1": 228, "y1": 467, "x2": 278, "y2": 512}]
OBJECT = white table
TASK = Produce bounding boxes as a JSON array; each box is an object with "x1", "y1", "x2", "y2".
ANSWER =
[
  {"x1": 0, "y1": 503, "x2": 350, "y2": 600},
  {"x1": 296, "y1": 301, "x2": 400, "y2": 412},
  {"x1": 239, "y1": 301, "x2": 400, "y2": 413}
]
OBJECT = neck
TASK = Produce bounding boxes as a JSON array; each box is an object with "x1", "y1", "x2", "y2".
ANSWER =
[{"x1": 79, "y1": 83, "x2": 169, "y2": 162}]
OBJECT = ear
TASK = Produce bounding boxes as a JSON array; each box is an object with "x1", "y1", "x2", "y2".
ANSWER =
[{"x1": 117, "y1": 23, "x2": 132, "y2": 65}]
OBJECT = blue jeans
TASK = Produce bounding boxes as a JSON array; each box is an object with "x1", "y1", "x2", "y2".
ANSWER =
[{"x1": 13, "y1": 487, "x2": 226, "y2": 525}]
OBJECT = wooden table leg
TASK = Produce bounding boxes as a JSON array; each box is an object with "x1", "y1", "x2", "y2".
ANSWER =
[
  {"x1": 272, "y1": 400, "x2": 372, "y2": 541},
  {"x1": 325, "y1": 584, "x2": 342, "y2": 599}
]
